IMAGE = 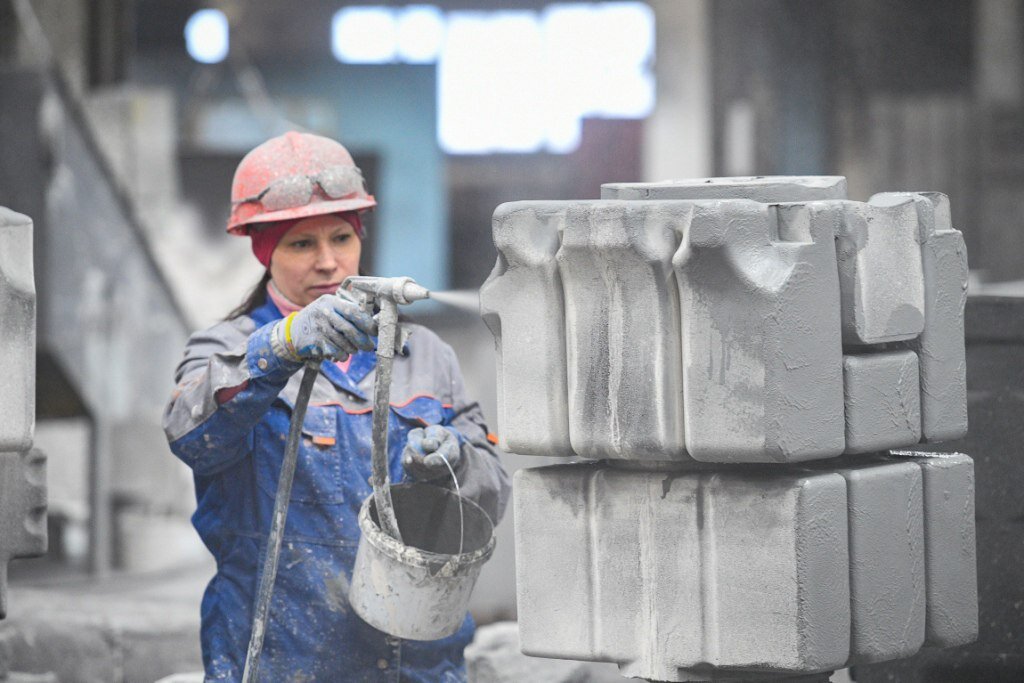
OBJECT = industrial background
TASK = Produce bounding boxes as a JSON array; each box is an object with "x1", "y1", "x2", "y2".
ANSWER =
[{"x1": 0, "y1": 0, "x2": 1022, "y2": 681}]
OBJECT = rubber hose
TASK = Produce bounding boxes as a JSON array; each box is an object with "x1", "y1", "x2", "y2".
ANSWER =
[{"x1": 241, "y1": 362, "x2": 319, "y2": 682}]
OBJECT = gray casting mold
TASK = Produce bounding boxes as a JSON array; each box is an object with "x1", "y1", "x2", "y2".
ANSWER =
[
  {"x1": 674, "y1": 199, "x2": 846, "y2": 462},
  {"x1": 480, "y1": 176, "x2": 969, "y2": 462},
  {"x1": 890, "y1": 451, "x2": 978, "y2": 647},
  {"x1": 834, "y1": 195, "x2": 924, "y2": 345},
  {"x1": 0, "y1": 208, "x2": 45, "y2": 622},
  {"x1": 557, "y1": 201, "x2": 686, "y2": 459},
  {"x1": 480, "y1": 204, "x2": 573, "y2": 457},
  {"x1": 514, "y1": 454, "x2": 976, "y2": 681},
  {"x1": 0, "y1": 450, "x2": 46, "y2": 621},
  {"x1": 483, "y1": 178, "x2": 976, "y2": 681},
  {"x1": 841, "y1": 351, "x2": 921, "y2": 455},
  {"x1": 601, "y1": 175, "x2": 849, "y2": 203},
  {"x1": 514, "y1": 463, "x2": 851, "y2": 679},
  {"x1": 0, "y1": 208, "x2": 35, "y2": 453},
  {"x1": 884, "y1": 192, "x2": 969, "y2": 442}
]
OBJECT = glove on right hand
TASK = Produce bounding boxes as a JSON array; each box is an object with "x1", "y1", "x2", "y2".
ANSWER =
[
  {"x1": 272, "y1": 291, "x2": 378, "y2": 362},
  {"x1": 402, "y1": 425, "x2": 462, "y2": 481}
]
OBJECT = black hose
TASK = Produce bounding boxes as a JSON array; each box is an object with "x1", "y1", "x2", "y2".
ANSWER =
[{"x1": 241, "y1": 362, "x2": 319, "y2": 682}]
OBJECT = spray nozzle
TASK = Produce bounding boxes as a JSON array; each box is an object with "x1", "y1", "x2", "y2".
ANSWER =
[{"x1": 342, "y1": 276, "x2": 431, "y2": 307}]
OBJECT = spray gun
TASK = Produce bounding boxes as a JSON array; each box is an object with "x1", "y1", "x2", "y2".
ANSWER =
[
  {"x1": 342, "y1": 276, "x2": 430, "y2": 544},
  {"x1": 345, "y1": 276, "x2": 430, "y2": 356}
]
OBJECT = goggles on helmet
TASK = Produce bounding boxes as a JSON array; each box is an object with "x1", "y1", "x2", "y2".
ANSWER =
[{"x1": 232, "y1": 165, "x2": 367, "y2": 212}]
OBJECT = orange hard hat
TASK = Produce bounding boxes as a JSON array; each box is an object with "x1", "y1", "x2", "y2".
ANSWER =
[{"x1": 227, "y1": 131, "x2": 376, "y2": 235}]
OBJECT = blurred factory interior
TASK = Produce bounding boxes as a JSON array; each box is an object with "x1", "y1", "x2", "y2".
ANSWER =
[{"x1": 1, "y1": 0, "x2": 1023, "y2": 679}]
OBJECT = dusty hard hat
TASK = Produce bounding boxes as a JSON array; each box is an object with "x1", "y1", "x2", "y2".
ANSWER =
[{"x1": 227, "y1": 131, "x2": 376, "y2": 235}]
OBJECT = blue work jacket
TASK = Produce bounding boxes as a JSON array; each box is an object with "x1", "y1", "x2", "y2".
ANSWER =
[{"x1": 163, "y1": 298, "x2": 510, "y2": 682}]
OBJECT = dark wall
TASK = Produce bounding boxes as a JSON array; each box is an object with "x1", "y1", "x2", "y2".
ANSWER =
[
  {"x1": 855, "y1": 296, "x2": 1024, "y2": 682},
  {"x1": 712, "y1": 0, "x2": 974, "y2": 177}
]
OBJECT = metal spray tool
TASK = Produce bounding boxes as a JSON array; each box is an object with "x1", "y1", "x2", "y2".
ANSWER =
[{"x1": 343, "y1": 276, "x2": 430, "y2": 543}]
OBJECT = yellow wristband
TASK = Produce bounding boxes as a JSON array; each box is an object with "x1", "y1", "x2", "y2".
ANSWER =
[{"x1": 284, "y1": 312, "x2": 298, "y2": 350}]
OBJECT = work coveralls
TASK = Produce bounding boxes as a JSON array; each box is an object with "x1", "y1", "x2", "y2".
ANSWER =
[{"x1": 163, "y1": 298, "x2": 510, "y2": 681}]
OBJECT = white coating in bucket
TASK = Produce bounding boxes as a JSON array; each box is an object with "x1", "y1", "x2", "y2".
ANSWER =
[{"x1": 349, "y1": 483, "x2": 496, "y2": 640}]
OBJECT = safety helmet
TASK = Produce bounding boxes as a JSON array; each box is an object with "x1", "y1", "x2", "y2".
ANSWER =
[{"x1": 227, "y1": 131, "x2": 376, "y2": 235}]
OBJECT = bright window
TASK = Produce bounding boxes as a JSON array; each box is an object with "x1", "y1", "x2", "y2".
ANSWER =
[
  {"x1": 396, "y1": 5, "x2": 446, "y2": 64},
  {"x1": 332, "y1": 6, "x2": 398, "y2": 64},
  {"x1": 330, "y1": 3, "x2": 656, "y2": 154}
]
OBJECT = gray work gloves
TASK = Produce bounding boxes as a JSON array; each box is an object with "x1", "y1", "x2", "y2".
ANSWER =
[
  {"x1": 271, "y1": 291, "x2": 378, "y2": 362},
  {"x1": 402, "y1": 425, "x2": 463, "y2": 481}
]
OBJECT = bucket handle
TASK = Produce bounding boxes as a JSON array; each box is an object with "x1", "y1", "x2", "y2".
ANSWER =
[{"x1": 436, "y1": 455, "x2": 464, "y2": 558}]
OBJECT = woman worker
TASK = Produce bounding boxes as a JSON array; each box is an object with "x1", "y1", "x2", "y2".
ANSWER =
[{"x1": 163, "y1": 131, "x2": 510, "y2": 681}]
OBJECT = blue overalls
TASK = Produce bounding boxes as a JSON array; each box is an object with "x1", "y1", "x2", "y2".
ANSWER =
[{"x1": 163, "y1": 298, "x2": 510, "y2": 681}]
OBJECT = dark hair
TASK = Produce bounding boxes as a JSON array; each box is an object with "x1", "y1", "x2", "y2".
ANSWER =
[{"x1": 225, "y1": 269, "x2": 272, "y2": 320}]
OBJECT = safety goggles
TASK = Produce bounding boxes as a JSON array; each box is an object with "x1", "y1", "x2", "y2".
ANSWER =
[{"x1": 233, "y1": 165, "x2": 367, "y2": 212}]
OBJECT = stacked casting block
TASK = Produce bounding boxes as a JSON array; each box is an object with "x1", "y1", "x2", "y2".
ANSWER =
[
  {"x1": 479, "y1": 177, "x2": 976, "y2": 681},
  {"x1": 0, "y1": 208, "x2": 44, "y2": 621}
]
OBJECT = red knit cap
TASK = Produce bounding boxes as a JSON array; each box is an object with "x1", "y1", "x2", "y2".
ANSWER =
[{"x1": 249, "y1": 212, "x2": 363, "y2": 267}]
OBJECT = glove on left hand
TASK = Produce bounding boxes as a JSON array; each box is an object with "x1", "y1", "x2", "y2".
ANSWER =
[{"x1": 402, "y1": 425, "x2": 462, "y2": 481}]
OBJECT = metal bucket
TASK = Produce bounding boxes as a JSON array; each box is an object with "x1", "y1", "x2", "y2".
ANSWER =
[{"x1": 349, "y1": 483, "x2": 496, "y2": 640}]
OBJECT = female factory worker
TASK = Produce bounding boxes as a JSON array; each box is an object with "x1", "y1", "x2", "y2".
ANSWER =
[{"x1": 163, "y1": 131, "x2": 510, "y2": 681}]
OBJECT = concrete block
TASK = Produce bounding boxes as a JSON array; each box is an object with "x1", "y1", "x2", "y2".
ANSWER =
[
  {"x1": 842, "y1": 351, "x2": 922, "y2": 454},
  {"x1": 514, "y1": 464, "x2": 850, "y2": 681},
  {"x1": 0, "y1": 450, "x2": 47, "y2": 619},
  {"x1": 480, "y1": 202, "x2": 573, "y2": 456},
  {"x1": 890, "y1": 451, "x2": 978, "y2": 647},
  {"x1": 556, "y1": 201, "x2": 686, "y2": 460},
  {"x1": 0, "y1": 208, "x2": 35, "y2": 452},
  {"x1": 675, "y1": 201, "x2": 846, "y2": 462},
  {"x1": 602, "y1": 175, "x2": 848, "y2": 202},
  {"x1": 811, "y1": 459, "x2": 926, "y2": 664},
  {"x1": 835, "y1": 196, "x2": 925, "y2": 345},
  {"x1": 873, "y1": 193, "x2": 968, "y2": 443}
]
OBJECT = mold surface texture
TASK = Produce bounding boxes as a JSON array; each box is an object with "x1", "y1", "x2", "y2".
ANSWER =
[
  {"x1": 675, "y1": 199, "x2": 845, "y2": 462},
  {"x1": 835, "y1": 195, "x2": 925, "y2": 345},
  {"x1": 877, "y1": 192, "x2": 969, "y2": 442},
  {"x1": 556, "y1": 201, "x2": 688, "y2": 460},
  {"x1": 480, "y1": 202, "x2": 572, "y2": 456},
  {"x1": 0, "y1": 208, "x2": 41, "y2": 621},
  {"x1": 889, "y1": 450, "x2": 978, "y2": 647},
  {"x1": 485, "y1": 177, "x2": 976, "y2": 681},
  {"x1": 842, "y1": 351, "x2": 921, "y2": 454},
  {"x1": 483, "y1": 177, "x2": 968, "y2": 462},
  {"x1": 602, "y1": 175, "x2": 848, "y2": 203},
  {"x1": 0, "y1": 208, "x2": 36, "y2": 452},
  {"x1": 513, "y1": 464, "x2": 850, "y2": 681}
]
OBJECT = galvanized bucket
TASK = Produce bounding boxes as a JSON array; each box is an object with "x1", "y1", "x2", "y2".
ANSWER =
[{"x1": 349, "y1": 482, "x2": 496, "y2": 640}]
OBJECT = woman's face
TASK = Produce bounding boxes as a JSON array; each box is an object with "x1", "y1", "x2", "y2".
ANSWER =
[{"x1": 270, "y1": 214, "x2": 362, "y2": 306}]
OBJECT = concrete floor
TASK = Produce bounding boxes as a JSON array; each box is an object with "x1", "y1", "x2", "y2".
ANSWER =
[
  {"x1": 2, "y1": 559, "x2": 211, "y2": 682},
  {"x1": 2, "y1": 557, "x2": 629, "y2": 683},
  {"x1": 1, "y1": 556, "x2": 861, "y2": 682}
]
